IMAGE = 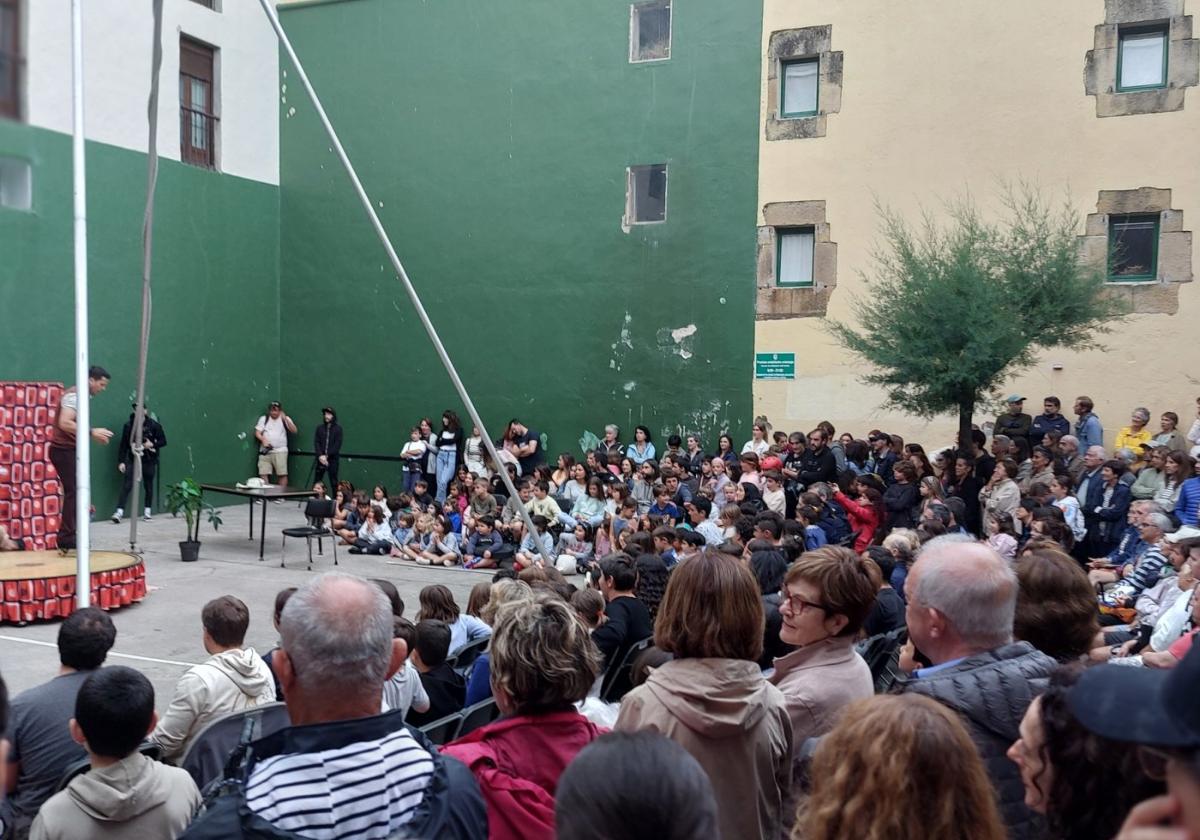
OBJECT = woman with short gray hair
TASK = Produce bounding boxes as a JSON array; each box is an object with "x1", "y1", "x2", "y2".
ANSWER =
[
  {"x1": 442, "y1": 592, "x2": 603, "y2": 839},
  {"x1": 1115, "y1": 407, "x2": 1154, "y2": 470}
]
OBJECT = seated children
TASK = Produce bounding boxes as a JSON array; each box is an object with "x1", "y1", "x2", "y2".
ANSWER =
[
  {"x1": 762, "y1": 470, "x2": 786, "y2": 515},
  {"x1": 463, "y1": 515, "x2": 504, "y2": 570},
  {"x1": 352, "y1": 506, "x2": 393, "y2": 555},
  {"x1": 797, "y1": 504, "x2": 829, "y2": 551},
  {"x1": 398, "y1": 513, "x2": 435, "y2": 562},
  {"x1": 498, "y1": 480, "x2": 532, "y2": 543},
  {"x1": 526, "y1": 480, "x2": 563, "y2": 523},
  {"x1": 420, "y1": 515, "x2": 461, "y2": 567},
  {"x1": 30, "y1": 667, "x2": 200, "y2": 840},
  {"x1": 388, "y1": 511, "x2": 416, "y2": 558},
  {"x1": 411, "y1": 479, "x2": 435, "y2": 513},
  {"x1": 463, "y1": 478, "x2": 498, "y2": 532},
  {"x1": 405, "y1": 620, "x2": 465, "y2": 728},
  {"x1": 557, "y1": 523, "x2": 595, "y2": 575},
  {"x1": 336, "y1": 496, "x2": 370, "y2": 544},
  {"x1": 383, "y1": 618, "x2": 430, "y2": 718},
  {"x1": 647, "y1": 484, "x2": 680, "y2": 524},
  {"x1": 369, "y1": 484, "x2": 389, "y2": 515},
  {"x1": 514, "y1": 514, "x2": 555, "y2": 570}
]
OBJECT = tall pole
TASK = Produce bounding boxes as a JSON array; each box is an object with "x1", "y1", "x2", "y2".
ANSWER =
[
  {"x1": 70, "y1": 0, "x2": 91, "y2": 607},
  {"x1": 256, "y1": 0, "x2": 554, "y2": 568}
]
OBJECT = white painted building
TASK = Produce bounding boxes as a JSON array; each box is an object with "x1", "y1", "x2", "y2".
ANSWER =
[{"x1": 10, "y1": 0, "x2": 278, "y2": 186}]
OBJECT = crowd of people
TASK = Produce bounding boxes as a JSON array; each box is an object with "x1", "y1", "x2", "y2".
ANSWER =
[{"x1": 1, "y1": 392, "x2": 1199, "y2": 838}]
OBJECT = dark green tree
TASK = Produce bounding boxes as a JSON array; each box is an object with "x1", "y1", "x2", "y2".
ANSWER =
[{"x1": 828, "y1": 188, "x2": 1125, "y2": 449}]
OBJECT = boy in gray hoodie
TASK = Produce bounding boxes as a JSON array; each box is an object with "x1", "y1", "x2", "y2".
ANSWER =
[{"x1": 30, "y1": 667, "x2": 200, "y2": 840}]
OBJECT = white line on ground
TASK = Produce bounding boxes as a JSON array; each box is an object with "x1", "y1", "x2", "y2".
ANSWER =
[{"x1": 0, "y1": 635, "x2": 196, "y2": 668}]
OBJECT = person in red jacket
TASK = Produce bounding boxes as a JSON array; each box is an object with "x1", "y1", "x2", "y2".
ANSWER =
[
  {"x1": 442, "y1": 592, "x2": 602, "y2": 840},
  {"x1": 834, "y1": 481, "x2": 885, "y2": 552}
]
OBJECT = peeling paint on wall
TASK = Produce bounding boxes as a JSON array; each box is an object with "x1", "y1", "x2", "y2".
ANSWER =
[{"x1": 657, "y1": 323, "x2": 698, "y2": 360}]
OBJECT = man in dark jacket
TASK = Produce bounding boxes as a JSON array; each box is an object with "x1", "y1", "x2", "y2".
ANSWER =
[
  {"x1": 313, "y1": 406, "x2": 343, "y2": 490},
  {"x1": 797, "y1": 428, "x2": 837, "y2": 489},
  {"x1": 111, "y1": 404, "x2": 167, "y2": 522},
  {"x1": 866, "y1": 432, "x2": 897, "y2": 487},
  {"x1": 180, "y1": 573, "x2": 486, "y2": 839},
  {"x1": 994, "y1": 395, "x2": 1033, "y2": 442},
  {"x1": 1026, "y1": 396, "x2": 1070, "y2": 451},
  {"x1": 897, "y1": 536, "x2": 1056, "y2": 840}
]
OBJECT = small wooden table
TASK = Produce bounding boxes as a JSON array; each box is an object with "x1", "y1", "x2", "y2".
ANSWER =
[{"x1": 199, "y1": 484, "x2": 317, "y2": 561}]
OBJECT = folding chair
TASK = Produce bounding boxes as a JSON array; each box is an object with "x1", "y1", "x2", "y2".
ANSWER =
[
  {"x1": 450, "y1": 636, "x2": 490, "y2": 677},
  {"x1": 418, "y1": 712, "x2": 462, "y2": 746},
  {"x1": 180, "y1": 702, "x2": 292, "y2": 790},
  {"x1": 454, "y1": 698, "x2": 500, "y2": 740},
  {"x1": 599, "y1": 636, "x2": 654, "y2": 703},
  {"x1": 281, "y1": 499, "x2": 338, "y2": 570}
]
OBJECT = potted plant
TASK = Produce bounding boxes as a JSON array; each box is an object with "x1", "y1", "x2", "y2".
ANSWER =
[{"x1": 165, "y1": 478, "x2": 223, "y2": 562}]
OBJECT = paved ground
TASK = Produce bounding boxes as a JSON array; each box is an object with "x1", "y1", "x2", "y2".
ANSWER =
[{"x1": 0, "y1": 500, "x2": 485, "y2": 714}]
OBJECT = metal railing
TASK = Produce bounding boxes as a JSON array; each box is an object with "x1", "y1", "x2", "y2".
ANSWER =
[{"x1": 180, "y1": 106, "x2": 218, "y2": 168}]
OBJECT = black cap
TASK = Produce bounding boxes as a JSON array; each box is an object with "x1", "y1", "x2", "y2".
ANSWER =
[
  {"x1": 321, "y1": 406, "x2": 334, "y2": 414},
  {"x1": 269, "y1": 401, "x2": 282, "y2": 409},
  {"x1": 1070, "y1": 638, "x2": 1200, "y2": 749}
]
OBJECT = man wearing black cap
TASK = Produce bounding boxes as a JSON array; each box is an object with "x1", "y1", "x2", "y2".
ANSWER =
[
  {"x1": 867, "y1": 432, "x2": 896, "y2": 487},
  {"x1": 313, "y1": 407, "x2": 342, "y2": 490},
  {"x1": 1071, "y1": 642, "x2": 1200, "y2": 837}
]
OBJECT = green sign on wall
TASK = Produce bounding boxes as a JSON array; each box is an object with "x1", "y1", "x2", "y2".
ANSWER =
[{"x1": 755, "y1": 352, "x2": 795, "y2": 380}]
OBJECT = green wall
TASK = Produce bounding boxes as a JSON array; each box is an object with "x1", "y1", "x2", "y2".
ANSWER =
[
  {"x1": 277, "y1": 0, "x2": 761, "y2": 485},
  {"x1": 0, "y1": 121, "x2": 281, "y2": 521}
]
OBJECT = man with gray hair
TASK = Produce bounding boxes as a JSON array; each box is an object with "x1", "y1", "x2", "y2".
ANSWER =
[
  {"x1": 1058, "y1": 434, "x2": 1085, "y2": 483},
  {"x1": 1097, "y1": 512, "x2": 1175, "y2": 609},
  {"x1": 899, "y1": 535, "x2": 1055, "y2": 840},
  {"x1": 181, "y1": 573, "x2": 485, "y2": 840}
]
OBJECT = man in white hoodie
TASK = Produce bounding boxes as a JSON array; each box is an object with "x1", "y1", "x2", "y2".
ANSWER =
[
  {"x1": 150, "y1": 596, "x2": 276, "y2": 762},
  {"x1": 30, "y1": 667, "x2": 199, "y2": 839}
]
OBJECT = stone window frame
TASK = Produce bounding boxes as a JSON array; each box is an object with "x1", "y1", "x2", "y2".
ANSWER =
[
  {"x1": 1084, "y1": 0, "x2": 1199, "y2": 117},
  {"x1": 765, "y1": 26, "x2": 843, "y2": 141},
  {"x1": 755, "y1": 201, "x2": 837, "y2": 319},
  {"x1": 1078, "y1": 187, "x2": 1193, "y2": 315}
]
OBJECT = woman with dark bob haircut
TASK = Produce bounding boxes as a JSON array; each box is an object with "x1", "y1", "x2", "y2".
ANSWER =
[
  {"x1": 555, "y1": 731, "x2": 718, "y2": 840},
  {"x1": 442, "y1": 592, "x2": 603, "y2": 840},
  {"x1": 615, "y1": 550, "x2": 791, "y2": 840},
  {"x1": 1013, "y1": 549, "x2": 1100, "y2": 661},
  {"x1": 1007, "y1": 664, "x2": 1163, "y2": 840}
]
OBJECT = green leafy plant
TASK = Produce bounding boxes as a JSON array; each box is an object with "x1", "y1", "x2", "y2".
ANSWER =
[
  {"x1": 828, "y1": 185, "x2": 1126, "y2": 447},
  {"x1": 165, "y1": 478, "x2": 223, "y2": 542}
]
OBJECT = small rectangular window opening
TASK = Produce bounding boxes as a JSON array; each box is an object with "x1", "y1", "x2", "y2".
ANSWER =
[
  {"x1": 1108, "y1": 214, "x2": 1159, "y2": 281},
  {"x1": 781, "y1": 58, "x2": 819, "y2": 118},
  {"x1": 0, "y1": 156, "x2": 31, "y2": 211},
  {"x1": 626, "y1": 164, "x2": 668, "y2": 225},
  {"x1": 1117, "y1": 25, "x2": 1168, "y2": 91},
  {"x1": 777, "y1": 228, "x2": 815, "y2": 286},
  {"x1": 630, "y1": 1, "x2": 671, "y2": 63}
]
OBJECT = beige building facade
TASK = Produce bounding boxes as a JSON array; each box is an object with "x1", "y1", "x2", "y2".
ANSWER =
[{"x1": 754, "y1": 0, "x2": 1198, "y2": 448}]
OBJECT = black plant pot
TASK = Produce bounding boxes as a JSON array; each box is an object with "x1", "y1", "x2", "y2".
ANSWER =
[{"x1": 179, "y1": 540, "x2": 201, "y2": 563}]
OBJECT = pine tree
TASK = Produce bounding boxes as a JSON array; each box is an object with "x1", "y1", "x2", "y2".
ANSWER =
[{"x1": 828, "y1": 187, "x2": 1125, "y2": 448}]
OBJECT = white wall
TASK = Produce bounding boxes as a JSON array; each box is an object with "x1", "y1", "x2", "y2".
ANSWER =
[{"x1": 26, "y1": 0, "x2": 279, "y2": 185}]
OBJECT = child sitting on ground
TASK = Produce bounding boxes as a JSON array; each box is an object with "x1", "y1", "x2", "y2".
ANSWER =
[
  {"x1": 557, "y1": 523, "x2": 595, "y2": 575},
  {"x1": 525, "y1": 480, "x2": 562, "y2": 524},
  {"x1": 352, "y1": 506, "x2": 393, "y2": 555},
  {"x1": 389, "y1": 511, "x2": 416, "y2": 558},
  {"x1": 337, "y1": 496, "x2": 370, "y2": 544},
  {"x1": 514, "y1": 514, "x2": 555, "y2": 571},
  {"x1": 762, "y1": 470, "x2": 786, "y2": 515},
  {"x1": 411, "y1": 479, "x2": 435, "y2": 513},
  {"x1": 440, "y1": 498, "x2": 463, "y2": 538},
  {"x1": 462, "y1": 478, "x2": 497, "y2": 532},
  {"x1": 463, "y1": 515, "x2": 503, "y2": 570},
  {"x1": 370, "y1": 484, "x2": 390, "y2": 515},
  {"x1": 398, "y1": 513, "x2": 435, "y2": 562},
  {"x1": 420, "y1": 514, "x2": 461, "y2": 567}
]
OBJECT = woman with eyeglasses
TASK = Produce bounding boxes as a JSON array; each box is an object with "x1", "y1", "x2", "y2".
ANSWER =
[
  {"x1": 1007, "y1": 664, "x2": 1163, "y2": 840},
  {"x1": 770, "y1": 546, "x2": 878, "y2": 749},
  {"x1": 615, "y1": 550, "x2": 791, "y2": 840}
]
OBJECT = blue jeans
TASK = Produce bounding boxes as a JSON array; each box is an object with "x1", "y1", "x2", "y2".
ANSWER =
[{"x1": 435, "y1": 448, "x2": 456, "y2": 503}]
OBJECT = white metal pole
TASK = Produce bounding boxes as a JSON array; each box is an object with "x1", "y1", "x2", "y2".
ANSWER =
[
  {"x1": 256, "y1": 0, "x2": 554, "y2": 568},
  {"x1": 70, "y1": 0, "x2": 91, "y2": 607}
]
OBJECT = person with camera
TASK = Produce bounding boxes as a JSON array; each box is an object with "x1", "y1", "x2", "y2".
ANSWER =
[{"x1": 254, "y1": 401, "x2": 297, "y2": 487}]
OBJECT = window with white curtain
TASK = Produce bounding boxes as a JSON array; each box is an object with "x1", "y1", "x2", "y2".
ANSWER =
[
  {"x1": 781, "y1": 59, "x2": 819, "y2": 117},
  {"x1": 777, "y1": 228, "x2": 814, "y2": 286},
  {"x1": 1118, "y1": 26, "x2": 1168, "y2": 90},
  {"x1": 0, "y1": 156, "x2": 31, "y2": 211}
]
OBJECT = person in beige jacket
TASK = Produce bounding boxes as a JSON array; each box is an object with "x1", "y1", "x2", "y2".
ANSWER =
[
  {"x1": 616, "y1": 552, "x2": 792, "y2": 840},
  {"x1": 150, "y1": 595, "x2": 276, "y2": 761},
  {"x1": 769, "y1": 546, "x2": 879, "y2": 833},
  {"x1": 31, "y1": 667, "x2": 200, "y2": 840}
]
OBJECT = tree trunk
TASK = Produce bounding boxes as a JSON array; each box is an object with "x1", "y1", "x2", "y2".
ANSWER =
[{"x1": 957, "y1": 397, "x2": 975, "y2": 456}]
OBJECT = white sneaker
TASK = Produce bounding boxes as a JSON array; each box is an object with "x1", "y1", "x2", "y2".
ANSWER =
[
  {"x1": 111, "y1": 509, "x2": 123, "y2": 524},
  {"x1": 142, "y1": 509, "x2": 152, "y2": 521}
]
